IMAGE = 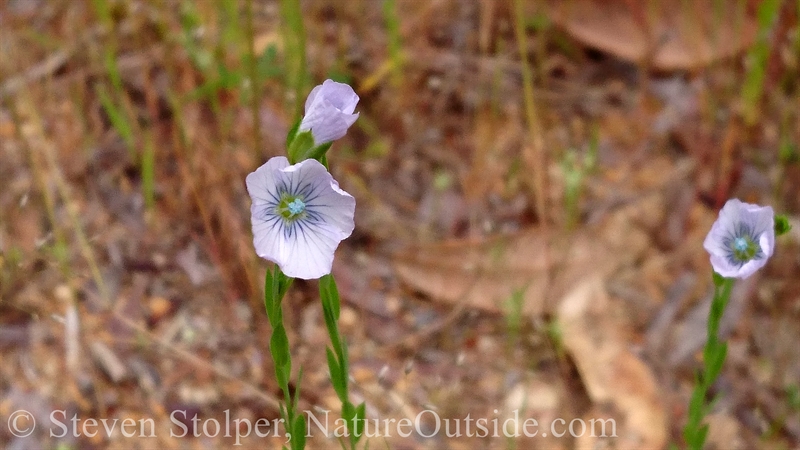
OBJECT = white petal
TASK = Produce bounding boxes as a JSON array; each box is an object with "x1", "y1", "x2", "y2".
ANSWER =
[
  {"x1": 246, "y1": 156, "x2": 289, "y2": 206},
  {"x1": 750, "y1": 205, "x2": 775, "y2": 248},
  {"x1": 247, "y1": 157, "x2": 291, "y2": 266},
  {"x1": 299, "y1": 104, "x2": 359, "y2": 145},
  {"x1": 304, "y1": 84, "x2": 324, "y2": 114},
  {"x1": 287, "y1": 159, "x2": 355, "y2": 237},
  {"x1": 703, "y1": 216, "x2": 733, "y2": 258},
  {"x1": 759, "y1": 228, "x2": 774, "y2": 259},
  {"x1": 735, "y1": 257, "x2": 768, "y2": 279},
  {"x1": 317, "y1": 79, "x2": 360, "y2": 114},
  {"x1": 311, "y1": 113, "x2": 358, "y2": 145},
  {"x1": 708, "y1": 254, "x2": 740, "y2": 278},
  {"x1": 251, "y1": 212, "x2": 284, "y2": 265},
  {"x1": 305, "y1": 181, "x2": 355, "y2": 238},
  {"x1": 717, "y1": 198, "x2": 743, "y2": 224},
  {"x1": 279, "y1": 220, "x2": 344, "y2": 279}
]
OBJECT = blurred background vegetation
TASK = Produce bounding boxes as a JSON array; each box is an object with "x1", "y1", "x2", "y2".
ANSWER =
[{"x1": 1, "y1": 0, "x2": 799, "y2": 448}]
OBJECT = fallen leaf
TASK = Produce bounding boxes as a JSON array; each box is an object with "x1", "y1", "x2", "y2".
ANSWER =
[
  {"x1": 396, "y1": 229, "x2": 592, "y2": 316},
  {"x1": 545, "y1": 0, "x2": 758, "y2": 70},
  {"x1": 393, "y1": 198, "x2": 653, "y2": 316},
  {"x1": 558, "y1": 277, "x2": 667, "y2": 450},
  {"x1": 393, "y1": 158, "x2": 692, "y2": 317}
]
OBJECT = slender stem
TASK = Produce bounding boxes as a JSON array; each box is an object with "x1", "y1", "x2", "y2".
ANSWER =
[
  {"x1": 707, "y1": 278, "x2": 733, "y2": 345},
  {"x1": 684, "y1": 276, "x2": 735, "y2": 449},
  {"x1": 264, "y1": 267, "x2": 305, "y2": 450},
  {"x1": 320, "y1": 275, "x2": 360, "y2": 450}
]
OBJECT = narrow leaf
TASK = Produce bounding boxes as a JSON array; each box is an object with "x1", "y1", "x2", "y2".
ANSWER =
[
  {"x1": 292, "y1": 415, "x2": 306, "y2": 450},
  {"x1": 270, "y1": 325, "x2": 290, "y2": 369},
  {"x1": 326, "y1": 347, "x2": 346, "y2": 400}
]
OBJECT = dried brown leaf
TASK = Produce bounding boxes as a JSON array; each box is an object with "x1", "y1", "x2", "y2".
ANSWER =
[
  {"x1": 546, "y1": 0, "x2": 758, "y2": 70},
  {"x1": 559, "y1": 277, "x2": 667, "y2": 450},
  {"x1": 393, "y1": 207, "x2": 651, "y2": 316}
]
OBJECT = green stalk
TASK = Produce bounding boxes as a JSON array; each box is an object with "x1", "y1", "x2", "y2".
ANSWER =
[
  {"x1": 683, "y1": 275, "x2": 735, "y2": 449},
  {"x1": 264, "y1": 266, "x2": 306, "y2": 450},
  {"x1": 320, "y1": 274, "x2": 365, "y2": 450}
]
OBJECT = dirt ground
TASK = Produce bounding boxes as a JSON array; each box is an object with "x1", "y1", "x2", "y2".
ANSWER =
[{"x1": 1, "y1": 1, "x2": 799, "y2": 449}]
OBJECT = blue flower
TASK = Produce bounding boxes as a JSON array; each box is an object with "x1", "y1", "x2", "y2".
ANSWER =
[
  {"x1": 703, "y1": 199, "x2": 774, "y2": 279},
  {"x1": 246, "y1": 156, "x2": 355, "y2": 279}
]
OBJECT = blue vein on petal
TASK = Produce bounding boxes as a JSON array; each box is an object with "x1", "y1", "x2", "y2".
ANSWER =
[
  {"x1": 719, "y1": 219, "x2": 765, "y2": 268},
  {"x1": 252, "y1": 170, "x2": 330, "y2": 244}
]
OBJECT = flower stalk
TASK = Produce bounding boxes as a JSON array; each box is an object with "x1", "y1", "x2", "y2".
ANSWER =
[
  {"x1": 682, "y1": 274, "x2": 733, "y2": 450},
  {"x1": 263, "y1": 266, "x2": 306, "y2": 450},
  {"x1": 683, "y1": 199, "x2": 791, "y2": 450},
  {"x1": 320, "y1": 274, "x2": 366, "y2": 449}
]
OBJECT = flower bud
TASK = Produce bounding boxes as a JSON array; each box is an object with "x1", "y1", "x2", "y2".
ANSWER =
[{"x1": 298, "y1": 79, "x2": 359, "y2": 146}]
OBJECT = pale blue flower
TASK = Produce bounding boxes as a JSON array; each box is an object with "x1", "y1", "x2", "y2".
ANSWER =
[
  {"x1": 298, "y1": 79, "x2": 359, "y2": 145},
  {"x1": 703, "y1": 199, "x2": 774, "y2": 279},
  {"x1": 246, "y1": 156, "x2": 355, "y2": 280}
]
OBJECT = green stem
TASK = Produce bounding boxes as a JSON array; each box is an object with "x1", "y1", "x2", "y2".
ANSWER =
[
  {"x1": 320, "y1": 274, "x2": 362, "y2": 450},
  {"x1": 707, "y1": 277, "x2": 734, "y2": 345},
  {"x1": 683, "y1": 275, "x2": 735, "y2": 449},
  {"x1": 264, "y1": 267, "x2": 306, "y2": 450}
]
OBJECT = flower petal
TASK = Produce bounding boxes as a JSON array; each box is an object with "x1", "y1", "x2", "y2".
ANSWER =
[
  {"x1": 702, "y1": 218, "x2": 729, "y2": 258},
  {"x1": 748, "y1": 205, "x2": 775, "y2": 253},
  {"x1": 304, "y1": 84, "x2": 324, "y2": 114},
  {"x1": 285, "y1": 159, "x2": 355, "y2": 238},
  {"x1": 305, "y1": 180, "x2": 355, "y2": 238},
  {"x1": 310, "y1": 79, "x2": 359, "y2": 114},
  {"x1": 300, "y1": 104, "x2": 359, "y2": 145},
  {"x1": 756, "y1": 220, "x2": 775, "y2": 270},
  {"x1": 278, "y1": 219, "x2": 345, "y2": 279},
  {"x1": 251, "y1": 211, "x2": 284, "y2": 265},
  {"x1": 246, "y1": 156, "x2": 289, "y2": 206}
]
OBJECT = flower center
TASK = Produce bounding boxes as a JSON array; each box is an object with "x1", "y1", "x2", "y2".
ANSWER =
[
  {"x1": 287, "y1": 198, "x2": 305, "y2": 216},
  {"x1": 730, "y1": 235, "x2": 760, "y2": 262},
  {"x1": 277, "y1": 194, "x2": 307, "y2": 220}
]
